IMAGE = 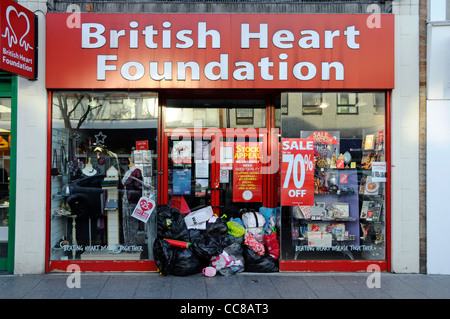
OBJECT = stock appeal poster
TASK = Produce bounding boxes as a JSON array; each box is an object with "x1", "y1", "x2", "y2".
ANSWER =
[
  {"x1": 233, "y1": 141, "x2": 262, "y2": 202},
  {"x1": 281, "y1": 138, "x2": 315, "y2": 206}
]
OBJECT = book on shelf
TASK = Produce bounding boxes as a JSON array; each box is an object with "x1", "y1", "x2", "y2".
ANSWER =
[{"x1": 360, "y1": 200, "x2": 382, "y2": 222}]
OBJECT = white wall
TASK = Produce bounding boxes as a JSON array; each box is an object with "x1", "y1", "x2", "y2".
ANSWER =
[
  {"x1": 390, "y1": 1, "x2": 421, "y2": 273},
  {"x1": 14, "y1": 0, "x2": 48, "y2": 274},
  {"x1": 426, "y1": 21, "x2": 450, "y2": 274}
]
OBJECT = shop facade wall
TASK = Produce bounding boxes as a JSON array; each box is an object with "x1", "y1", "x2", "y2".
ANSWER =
[
  {"x1": 14, "y1": 0, "x2": 49, "y2": 274},
  {"x1": 390, "y1": 6, "x2": 421, "y2": 273},
  {"x1": 426, "y1": 0, "x2": 450, "y2": 275}
]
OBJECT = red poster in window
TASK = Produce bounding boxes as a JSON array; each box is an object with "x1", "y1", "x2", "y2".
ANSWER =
[
  {"x1": 136, "y1": 140, "x2": 148, "y2": 150},
  {"x1": 233, "y1": 141, "x2": 262, "y2": 202},
  {"x1": 281, "y1": 138, "x2": 315, "y2": 206}
]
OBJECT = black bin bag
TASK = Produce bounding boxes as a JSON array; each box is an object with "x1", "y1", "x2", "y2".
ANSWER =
[
  {"x1": 157, "y1": 205, "x2": 189, "y2": 242},
  {"x1": 154, "y1": 237, "x2": 208, "y2": 276},
  {"x1": 171, "y1": 247, "x2": 208, "y2": 276},
  {"x1": 242, "y1": 246, "x2": 279, "y2": 273},
  {"x1": 153, "y1": 238, "x2": 176, "y2": 276}
]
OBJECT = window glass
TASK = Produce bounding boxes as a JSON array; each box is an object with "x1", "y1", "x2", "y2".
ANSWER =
[
  {"x1": 0, "y1": 97, "x2": 11, "y2": 259},
  {"x1": 280, "y1": 92, "x2": 386, "y2": 261},
  {"x1": 165, "y1": 99, "x2": 265, "y2": 128},
  {"x1": 50, "y1": 92, "x2": 158, "y2": 261}
]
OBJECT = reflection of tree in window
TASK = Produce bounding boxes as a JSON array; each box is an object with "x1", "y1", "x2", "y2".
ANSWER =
[{"x1": 55, "y1": 93, "x2": 103, "y2": 129}]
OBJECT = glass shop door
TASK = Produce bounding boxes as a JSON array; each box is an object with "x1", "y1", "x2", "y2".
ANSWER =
[{"x1": 163, "y1": 129, "x2": 268, "y2": 217}]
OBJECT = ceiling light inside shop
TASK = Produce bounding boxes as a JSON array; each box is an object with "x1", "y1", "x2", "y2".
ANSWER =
[
  {"x1": 88, "y1": 98, "x2": 98, "y2": 107},
  {"x1": 319, "y1": 102, "x2": 329, "y2": 108},
  {"x1": 0, "y1": 105, "x2": 11, "y2": 113}
]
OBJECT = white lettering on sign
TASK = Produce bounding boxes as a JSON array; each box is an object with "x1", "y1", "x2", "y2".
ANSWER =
[
  {"x1": 80, "y1": 20, "x2": 360, "y2": 82},
  {"x1": 282, "y1": 140, "x2": 314, "y2": 151}
]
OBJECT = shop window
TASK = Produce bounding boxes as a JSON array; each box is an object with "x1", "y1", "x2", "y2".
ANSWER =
[
  {"x1": 165, "y1": 99, "x2": 265, "y2": 128},
  {"x1": 0, "y1": 97, "x2": 10, "y2": 259},
  {"x1": 280, "y1": 92, "x2": 386, "y2": 262},
  {"x1": 50, "y1": 92, "x2": 158, "y2": 261}
]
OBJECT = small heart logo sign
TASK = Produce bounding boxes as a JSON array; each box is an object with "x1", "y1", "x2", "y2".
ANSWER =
[
  {"x1": 139, "y1": 198, "x2": 154, "y2": 212},
  {"x1": 132, "y1": 197, "x2": 155, "y2": 223},
  {"x1": 1, "y1": 5, "x2": 33, "y2": 51},
  {"x1": 139, "y1": 199, "x2": 149, "y2": 211}
]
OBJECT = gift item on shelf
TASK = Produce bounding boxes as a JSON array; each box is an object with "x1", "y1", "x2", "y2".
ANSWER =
[
  {"x1": 82, "y1": 158, "x2": 97, "y2": 176},
  {"x1": 307, "y1": 231, "x2": 332, "y2": 247},
  {"x1": 364, "y1": 176, "x2": 381, "y2": 195}
]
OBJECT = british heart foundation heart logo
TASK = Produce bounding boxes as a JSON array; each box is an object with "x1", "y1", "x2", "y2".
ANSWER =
[
  {"x1": 132, "y1": 197, "x2": 155, "y2": 223},
  {"x1": 1, "y1": 5, "x2": 34, "y2": 51},
  {"x1": 139, "y1": 198, "x2": 154, "y2": 212}
]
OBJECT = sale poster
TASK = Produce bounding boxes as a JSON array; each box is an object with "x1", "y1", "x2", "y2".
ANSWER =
[
  {"x1": 233, "y1": 141, "x2": 262, "y2": 202},
  {"x1": 281, "y1": 138, "x2": 315, "y2": 206},
  {"x1": 131, "y1": 197, "x2": 156, "y2": 223},
  {"x1": 300, "y1": 131, "x2": 340, "y2": 161}
]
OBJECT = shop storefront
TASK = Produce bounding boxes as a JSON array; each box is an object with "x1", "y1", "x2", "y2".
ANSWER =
[{"x1": 45, "y1": 13, "x2": 394, "y2": 273}]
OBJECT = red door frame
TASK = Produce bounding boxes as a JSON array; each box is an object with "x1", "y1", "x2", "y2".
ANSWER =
[{"x1": 46, "y1": 90, "x2": 391, "y2": 273}]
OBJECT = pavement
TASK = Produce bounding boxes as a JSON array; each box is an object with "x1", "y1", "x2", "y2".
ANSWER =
[{"x1": 0, "y1": 271, "x2": 449, "y2": 300}]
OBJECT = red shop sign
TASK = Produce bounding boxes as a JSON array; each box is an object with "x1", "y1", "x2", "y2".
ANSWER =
[
  {"x1": 233, "y1": 141, "x2": 262, "y2": 203},
  {"x1": 136, "y1": 140, "x2": 148, "y2": 150},
  {"x1": 46, "y1": 13, "x2": 394, "y2": 89},
  {"x1": 281, "y1": 138, "x2": 315, "y2": 206},
  {"x1": 0, "y1": 0, "x2": 37, "y2": 79}
]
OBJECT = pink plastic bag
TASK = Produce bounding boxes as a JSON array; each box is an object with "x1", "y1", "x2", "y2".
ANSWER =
[{"x1": 244, "y1": 231, "x2": 265, "y2": 256}]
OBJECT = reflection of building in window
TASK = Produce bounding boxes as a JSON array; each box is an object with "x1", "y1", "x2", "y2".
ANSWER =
[
  {"x1": 337, "y1": 93, "x2": 359, "y2": 114},
  {"x1": 302, "y1": 92, "x2": 323, "y2": 115}
]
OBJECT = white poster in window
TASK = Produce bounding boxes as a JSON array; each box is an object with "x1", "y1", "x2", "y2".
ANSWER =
[
  {"x1": 371, "y1": 162, "x2": 387, "y2": 182},
  {"x1": 172, "y1": 141, "x2": 192, "y2": 165},
  {"x1": 220, "y1": 141, "x2": 233, "y2": 170},
  {"x1": 195, "y1": 160, "x2": 209, "y2": 178},
  {"x1": 220, "y1": 169, "x2": 229, "y2": 183}
]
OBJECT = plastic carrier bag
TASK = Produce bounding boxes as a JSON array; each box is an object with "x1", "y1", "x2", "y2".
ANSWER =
[
  {"x1": 227, "y1": 220, "x2": 246, "y2": 237},
  {"x1": 244, "y1": 231, "x2": 265, "y2": 256},
  {"x1": 242, "y1": 210, "x2": 266, "y2": 243},
  {"x1": 217, "y1": 243, "x2": 245, "y2": 276}
]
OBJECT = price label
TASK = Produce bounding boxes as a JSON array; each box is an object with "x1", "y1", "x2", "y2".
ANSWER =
[{"x1": 281, "y1": 139, "x2": 315, "y2": 206}]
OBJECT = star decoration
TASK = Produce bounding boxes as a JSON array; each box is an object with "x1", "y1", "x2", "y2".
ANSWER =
[{"x1": 95, "y1": 131, "x2": 107, "y2": 144}]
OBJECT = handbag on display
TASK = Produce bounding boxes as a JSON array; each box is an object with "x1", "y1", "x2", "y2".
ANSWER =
[{"x1": 51, "y1": 149, "x2": 60, "y2": 176}]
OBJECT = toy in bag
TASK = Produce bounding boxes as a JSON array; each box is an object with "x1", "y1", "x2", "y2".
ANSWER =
[{"x1": 244, "y1": 231, "x2": 265, "y2": 256}]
